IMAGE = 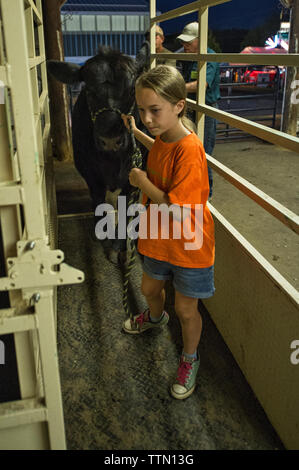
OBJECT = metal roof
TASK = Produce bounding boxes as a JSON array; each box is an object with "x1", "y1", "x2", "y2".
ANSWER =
[{"x1": 62, "y1": 0, "x2": 149, "y2": 13}]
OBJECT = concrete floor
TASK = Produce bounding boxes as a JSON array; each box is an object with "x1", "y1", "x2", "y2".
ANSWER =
[{"x1": 55, "y1": 140, "x2": 287, "y2": 450}]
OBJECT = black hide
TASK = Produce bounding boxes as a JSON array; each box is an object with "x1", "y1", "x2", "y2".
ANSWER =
[{"x1": 47, "y1": 45, "x2": 149, "y2": 255}]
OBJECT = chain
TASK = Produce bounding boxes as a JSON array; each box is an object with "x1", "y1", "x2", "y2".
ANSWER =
[
  {"x1": 122, "y1": 114, "x2": 145, "y2": 320},
  {"x1": 88, "y1": 99, "x2": 146, "y2": 320}
]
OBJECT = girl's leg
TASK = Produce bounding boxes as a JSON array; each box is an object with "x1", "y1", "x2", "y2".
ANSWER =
[
  {"x1": 123, "y1": 271, "x2": 168, "y2": 334},
  {"x1": 174, "y1": 290, "x2": 202, "y2": 355},
  {"x1": 171, "y1": 290, "x2": 202, "y2": 399},
  {"x1": 141, "y1": 271, "x2": 166, "y2": 319}
]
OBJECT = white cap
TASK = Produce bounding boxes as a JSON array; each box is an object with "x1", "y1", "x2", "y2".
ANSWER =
[{"x1": 177, "y1": 22, "x2": 199, "y2": 42}]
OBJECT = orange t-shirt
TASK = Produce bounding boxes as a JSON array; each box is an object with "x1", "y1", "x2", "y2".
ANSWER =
[{"x1": 137, "y1": 132, "x2": 215, "y2": 268}]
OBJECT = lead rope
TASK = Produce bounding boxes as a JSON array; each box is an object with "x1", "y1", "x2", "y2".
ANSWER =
[
  {"x1": 89, "y1": 100, "x2": 146, "y2": 320},
  {"x1": 122, "y1": 114, "x2": 148, "y2": 320}
]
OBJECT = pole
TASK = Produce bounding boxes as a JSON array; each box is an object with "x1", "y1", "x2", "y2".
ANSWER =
[
  {"x1": 42, "y1": 0, "x2": 74, "y2": 161},
  {"x1": 280, "y1": 1, "x2": 299, "y2": 136}
]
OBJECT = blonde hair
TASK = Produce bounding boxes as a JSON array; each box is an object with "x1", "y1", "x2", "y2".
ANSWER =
[
  {"x1": 155, "y1": 25, "x2": 164, "y2": 37},
  {"x1": 135, "y1": 65, "x2": 195, "y2": 132}
]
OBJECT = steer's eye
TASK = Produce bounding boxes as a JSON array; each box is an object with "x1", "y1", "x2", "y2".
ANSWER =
[{"x1": 116, "y1": 137, "x2": 122, "y2": 145}]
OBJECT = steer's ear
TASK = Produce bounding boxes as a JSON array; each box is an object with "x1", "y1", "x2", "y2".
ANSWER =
[
  {"x1": 47, "y1": 60, "x2": 83, "y2": 84},
  {"x1": 135, "y1": 40, "x2": 150, "y2": 75}
]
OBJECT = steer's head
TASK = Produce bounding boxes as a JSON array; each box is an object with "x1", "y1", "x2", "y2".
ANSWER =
[{"x1": 47, "y1": 44, "x2": 149, "y2": 153}]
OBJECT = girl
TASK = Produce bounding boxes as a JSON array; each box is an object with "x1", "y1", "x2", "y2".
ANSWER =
[{"x1": 121, "y1": 65, "x2": 215, "y2": 400}]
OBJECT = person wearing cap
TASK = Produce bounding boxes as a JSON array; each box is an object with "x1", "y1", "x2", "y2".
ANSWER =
[
  {"x1": 177, "y1": 22, "x2": 220, "y2": 198},
  {"x1": 145, "y1": 25, "x2": 177, "y2": 68}
]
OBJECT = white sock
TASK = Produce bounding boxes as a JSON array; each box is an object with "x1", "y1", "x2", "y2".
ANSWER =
[{"x1": 149, "y1": 311, "x2": 164, "y2": 323}]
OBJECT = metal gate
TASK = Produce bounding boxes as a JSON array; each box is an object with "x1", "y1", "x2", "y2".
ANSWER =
[
  {"x1": 150, "y1": 0, "x2": 299, "y2": 450},
  {"x1": 0, "y1": 0, "x2": 84, "y2": 449},
  {"x1": 217, "y1": 65, "x2": 282, "y2": 140}
]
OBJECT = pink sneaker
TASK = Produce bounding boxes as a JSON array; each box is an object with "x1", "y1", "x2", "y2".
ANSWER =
[
  {"x1": 171, "y1": 353, "x2": 200, "y2": 400},
  {"x1": 123, "y1": 309, "x2": 169, "y2": 334}
]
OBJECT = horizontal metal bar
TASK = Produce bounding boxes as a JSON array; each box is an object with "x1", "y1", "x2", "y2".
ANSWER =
[
  {"x1": 216, "y1": 122, "x2": 273, "y2": 134},
  {"x1": 0, "y1": 398, "x2": 47, "y2": 429},
  {"x1": 0, "y1": 185, "x2": 23, "y2": 205},
  {"x1": 223, "y1": 107, "x2": 275, "y2": 112},
  {"x1": 206, "y1": 155, "x2": 299, "y2": 235},
  {"x1": 152, "y1": 52, "x2": 198, "y2": 62},
  {"x1": 0, "y1": 309, "x2": 37, "y2": 334},
  {"x1": 220, "y1": 82, "x2": 276, "y2": 87},
  {"x1": 189, "y1": 101, "x2": 299, "y2": 153},
  {"x1": 217, "y1": 134, "x2": 252, "y2": 140},
  {"x1": 216, "y1": 127, "x2": 251, "y2": 133},
  {"x1": 29, "y1": 55, "x2": 45, "y2": 69},
  {"x1": 203, "y1": 53, "x2": 299, "y2": 67},
  {"x1": 208, "y1": 203, "x2": 299, "y2": 305},
  {"x1": 216, "y1": 129, "x2": 249, "y2": 135},
  {"x1": 57, "y1": 211, "x2": 94, "y2": 220},
  {"x1": 151, "y1": 0, "x2": 230, "y2": 24},
  {"x1": 218, "y1": 114, "x2": 280, "y2": 123},
  {"x1": 220, "y1": 94, "x2": 275, "y2": 100},
  {"x1": 220, "y1": 82, "x2": 278, "y2": 90},
  {"x1": 151, "y1": 52, "x2": 299, "y2": 67}
]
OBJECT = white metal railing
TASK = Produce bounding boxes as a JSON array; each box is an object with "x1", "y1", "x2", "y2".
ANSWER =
[
  {"x1": 150, "y1": 0, "x2": 299, "y2": 450},
  {"x1": 149, "y1": 0, "x2": 299, "y2": 236},
  {"x1": 0, "y1": 0, "x2": 84, "y2": 450}
]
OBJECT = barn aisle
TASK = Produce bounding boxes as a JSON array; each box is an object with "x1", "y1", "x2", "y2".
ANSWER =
[{"x1": 55, "y1": 162, "x2": 283, "y2": 451}]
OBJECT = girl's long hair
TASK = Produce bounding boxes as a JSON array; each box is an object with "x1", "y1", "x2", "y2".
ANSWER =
[{"x1": 135, "y1": 65, "x2": 195, "y2": 131}]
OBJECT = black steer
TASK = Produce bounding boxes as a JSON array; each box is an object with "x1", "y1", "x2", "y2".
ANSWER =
[{"x1": 47, "y1": 44, "x2": 149, "y2": 263}]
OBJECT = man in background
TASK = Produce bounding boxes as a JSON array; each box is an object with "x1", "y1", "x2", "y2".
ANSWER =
[
  {"x1": 145, "y1": 25, "x2": 176, "y2": 68},
  {"x1": 177, "y1": 22, "x2": 220, "y2": 198}
]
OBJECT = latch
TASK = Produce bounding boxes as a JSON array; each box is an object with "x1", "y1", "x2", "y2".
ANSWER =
[{"x1": 0, "y1": 239, "x2": 84, "y2": 291}]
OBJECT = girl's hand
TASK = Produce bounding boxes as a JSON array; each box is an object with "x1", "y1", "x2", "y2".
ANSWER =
[
  {"x1": 121, "y1": 114, "x2": 137, "y2": 133},
  {"x1": 129, "y1": 168, "x2": 147, "y2": 188}
]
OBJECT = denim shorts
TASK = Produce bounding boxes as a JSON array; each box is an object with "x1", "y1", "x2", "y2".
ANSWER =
[{"x1": 143, "y1": 256, "x2": 215, "y2": 299}]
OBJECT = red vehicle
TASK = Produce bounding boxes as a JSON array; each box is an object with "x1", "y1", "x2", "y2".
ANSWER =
[{"x1": 243, "y1": 66, "x2": 277, "y2": 87}]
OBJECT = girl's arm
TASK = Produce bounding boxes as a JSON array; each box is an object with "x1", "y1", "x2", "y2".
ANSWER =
[
  {"x1": 134, "y1": 128, "x2": 155, "y2": 151},
  {"x1": 121, "y1": 114, "x2": 155, "y2": 150},
  {"x1": 139, "y1": 176, "x2": 170, "y2": 206},
  {"x1": 130, "y1": 169, "x2": 190, "y2": 222},
  {"x1": 129, "y1": 169, "x2": 169, "y2": 205},
  {"x1": 186, "y1": 81, "x2": 208, "y2": 93},
  {"x1": 130, "y1": 169, "x2": 191, "y2": 223},
  {"x1": 121, "y1": 114, "x2": 154, "y2": 151}
]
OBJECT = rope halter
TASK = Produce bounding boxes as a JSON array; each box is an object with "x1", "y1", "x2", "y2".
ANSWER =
[
  {"x1": 90, "y1": 106, "x2": 122, "y2": 123},
  {"x1": 89, "y1": 100, "x2": 139, "y2": 155}
]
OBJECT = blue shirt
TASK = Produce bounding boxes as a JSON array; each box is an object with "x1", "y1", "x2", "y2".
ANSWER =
[{"x1": 181, "y1": 47, "x2": 220, "y2": 105}]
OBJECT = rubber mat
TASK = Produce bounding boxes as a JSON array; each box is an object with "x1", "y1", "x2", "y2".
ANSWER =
[{"x1": 57, "y1": 217, "x2": 283, "y2": 450}]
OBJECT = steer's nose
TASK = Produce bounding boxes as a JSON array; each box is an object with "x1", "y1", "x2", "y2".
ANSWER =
[{"x1": 97, "y1": 136, "x2": 122, "y2": 152}]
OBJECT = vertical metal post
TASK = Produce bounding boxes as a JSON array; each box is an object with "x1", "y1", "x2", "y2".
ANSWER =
[
  {"x1": 0, "y1": 0, "x2": 77, "y2": 449},
  {"x1": 150, "y1": 0, "x2": 156, "y2": 69},
  {"x1": 272, "y1": 66, "x2": 280, "y2": 129},
  {"x1": 1, "y1": 0, "x2": 46, "y2": 240},
  {"x1": 34, "y1": 291, "x2": 66, "y2": 449},
  {"x1": 197, "y1": 7, "x2": 208, "y2": 142}
]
